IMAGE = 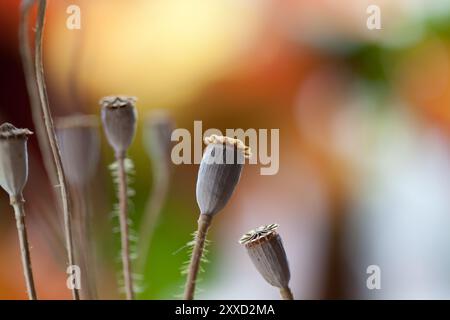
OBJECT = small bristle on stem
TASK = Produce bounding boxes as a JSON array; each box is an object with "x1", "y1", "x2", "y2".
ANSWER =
[
  {"x1": 117, "y1": 156, "x2": 134, "y2": 300},
  {"x1": 100, "y1": 95, "x2": 137, "y2": 300},
  {"x1": 183, "y1": 214, "x2": 212, "y2": 300}
]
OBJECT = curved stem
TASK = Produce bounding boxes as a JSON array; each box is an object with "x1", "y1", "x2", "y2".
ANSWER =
[
  {"x1": 280, "y1": 287, "x2": 294, "y2": 300},
  {"x1": 19, "y1": 0, "x2": 59, "y2": 192},
  {"x1": 117, "y1": 156, "x2": 134, "y2": 300},
  {"x1": 11, "y1": 195, "x2": 37, "y2": 300},
  {"x1": 183, "y1": 214, "x2": 212, "y2": 300},
  {"x1": 35, "y1": 0, "x2": 79, "y2": 300}
]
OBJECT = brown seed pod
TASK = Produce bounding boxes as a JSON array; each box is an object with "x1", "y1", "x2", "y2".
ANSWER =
[
  {"x1": 100, "y1": 96, "x2": 137, "y2": 158},
  {"x1": 56, "y1": 115, "x2": 100, "y2": 187},
  {"x1": 100, "y1": 95, "x2": 138, "y2": 300},
  {"x1": 143, "y1": 110, "x2": 175, "y2": 167},
  {"x1": 240, "y1": 224, "x2": 293, "y2": 299},
  {"x1": 0, "y1": 122, "x2": 37, "y2": 299},
  {"x1": 0, "y1": 123, "x2": 33, "y2": 198},
  {"x1": 184, "y1": 135, "x2": 250, "y2": 300},
  {"x1": 196, "y1": 135, "x2": 250, "y2": 216},
  {"x1": 56, "y1": 114, "x2": 101, "y2": 299}
]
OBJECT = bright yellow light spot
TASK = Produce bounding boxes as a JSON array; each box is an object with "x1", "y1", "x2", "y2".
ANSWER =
[{"x1": 46, "y1": 0, "x2": 261, "y2": 110}]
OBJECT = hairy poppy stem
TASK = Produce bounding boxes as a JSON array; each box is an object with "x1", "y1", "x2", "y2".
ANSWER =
[
  {"x1": 183, "y1": 214, "x2": 212, "y2": 300},
  {"x1": 11, "y1": 195, "x2": 37, "y2": 300},
  {"x1": 100, "y1": 96, "x2": 137, "y2": 300},
  {"x1": 35, "y1": 0, "x2": 79, "y2": 300},
  {"x1": 117, "y1": 155, "x2": 134, "y2": 300}
]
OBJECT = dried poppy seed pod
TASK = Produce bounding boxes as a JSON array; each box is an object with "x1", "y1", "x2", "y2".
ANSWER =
[
  {"x1": 143, "y1": 110, "x2": 175, "y2": 168},
  {"x1": 240, "y1": 224, "x2": 294, "y2": 300},
  {"x1": 196, "y1": 135, "x2": 250, "y2": 216},
  {"x1": 0, "y1": 123, "x2": 33, "y2": 199},
  {"x1": 184, "y1": 135, "x2": 250, "y2": 300},
  {"x1": 138, "y1": 110, "x2": 175, "y2": 272},
  {"x1": 56, "y1": 115, "x2": 100, "y2": 187},
  {"x1": 0, "y1": 123, "x2": 37, "y2": 299},
  {"x1": 100, "y1": 96, "x2": 137, "y2": 158}
]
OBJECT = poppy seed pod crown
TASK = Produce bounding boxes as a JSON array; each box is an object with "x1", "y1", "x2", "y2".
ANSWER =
[
  {"x1": 0, "y1": 123, "x2": 33, "y2": 198},
  {"x1": 56, "y1": 115, "x2": 100, "y2": 187},
  {"x1": 196, "y1": 135, "x2": 250, "y2": 216},
  {"x1": 100, "y1": 96, "x2": 137, "y2": 158},
  {"x1": 240, "y1": 224, "x2": 291, "y2": 289}
]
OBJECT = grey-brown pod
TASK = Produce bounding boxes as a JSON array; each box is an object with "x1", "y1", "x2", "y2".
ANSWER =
[
  {"x1": 143, "y1": 110, "x2": 175, "y2": 167},
  {"x1": 240, "y1": 224, "x2": 291, "y2": 289},
  {"x1": 56, "y1": 115, "x2": 100, "y2": 187},
  {"x1": 100, "y1": 96, "x2": 137, "y2": 158},
  {"x1": 0, "y1": 123, "x2": 33, "y2": 198},
  {"x1": 196, "y1": 135, "x2": 250, "y2": 216}
]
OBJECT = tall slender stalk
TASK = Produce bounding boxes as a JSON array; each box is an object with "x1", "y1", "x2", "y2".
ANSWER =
[
  {"x1": 72, "y1": 185, "x2": 97, "y2": 300},
  {"x1": 56, "y1": 115, "x2": 101, "y2": 300},
  {"x1": 183, "y1": 214, "x2": 212, "y2": 300},
  {"x1": 19, "y1": 0, "x2": 58, "y2": 190},
  {"x1": 35, "y1": 0, "x2": 79, "y2": 300},
  {"x1": 79, "y1": 185, "x2": 98, "y2": 299},
  {"x1": 138, "y1": 111, "x2": 174, "y2": 274},
  {"x1": 11, "y1": 195, "x2": 37, "y2": 300},
  {"x1": 100, "y1": 96, "x2": 137, "y2": 300},
  {"x1": 117, "y1": 156, "x2": 134, "y2": 300}
]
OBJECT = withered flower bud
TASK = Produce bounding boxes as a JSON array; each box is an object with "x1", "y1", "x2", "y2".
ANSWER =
[
  {"x1": 0, "y1": 122, "x2": 37, "y2": 299},
  {"x1": 196, "y1": 135, "x2": 250, "y2": 216},
  {"x1": 143, "y1": 110, "x2": 175, "y2": 169},
  {"x1": 100, "y1": 95, "x2": 138, "y2": 299},
  {"x1": 100, "y1": 96, "x2": 137, "y2": 158},
  {"x1": 240, "y1": 224, "x2": 294, "y2": 300},
  {"x1": 184, "y1": 135, "x2": 250, "y2": 300},
  {"x1": 138, "y1": 110, "x2": 175, "y2": 272},
  {"x1": 0, "y1": 123, "x2": 33, "y2": 199},
  {"x1": 56, "y1": 115, "x2": 100, "y2": 187}
]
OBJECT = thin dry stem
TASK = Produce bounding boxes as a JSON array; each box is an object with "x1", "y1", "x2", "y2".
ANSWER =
[
  {"x1": 35, "y1": 0, "x2": 79, "y2": 300},
  {"x1": 137, "y1": 165, "x2": 170, "y2": 273},
  {"x1": 11, "y1": 195, "x2": 37, "y2": 300},
  {"x1": 117, "y1": 155, "x2": 134, "y2": 300},
  {"x1": 280, "y1": 287, "x2": 294, "y2": 300},
  {"x1": 72, "y1": 185, "x2": 97, "y2": 300},
  {"x1": 19, "y1": 0, "x2": 58, "y2": 191},
  {"x1": 80, "y1": 185, "x2": 98, "y2": 299},
  {"x1": 183, "y1": 214, "x2": 212, "y2": 300}
]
